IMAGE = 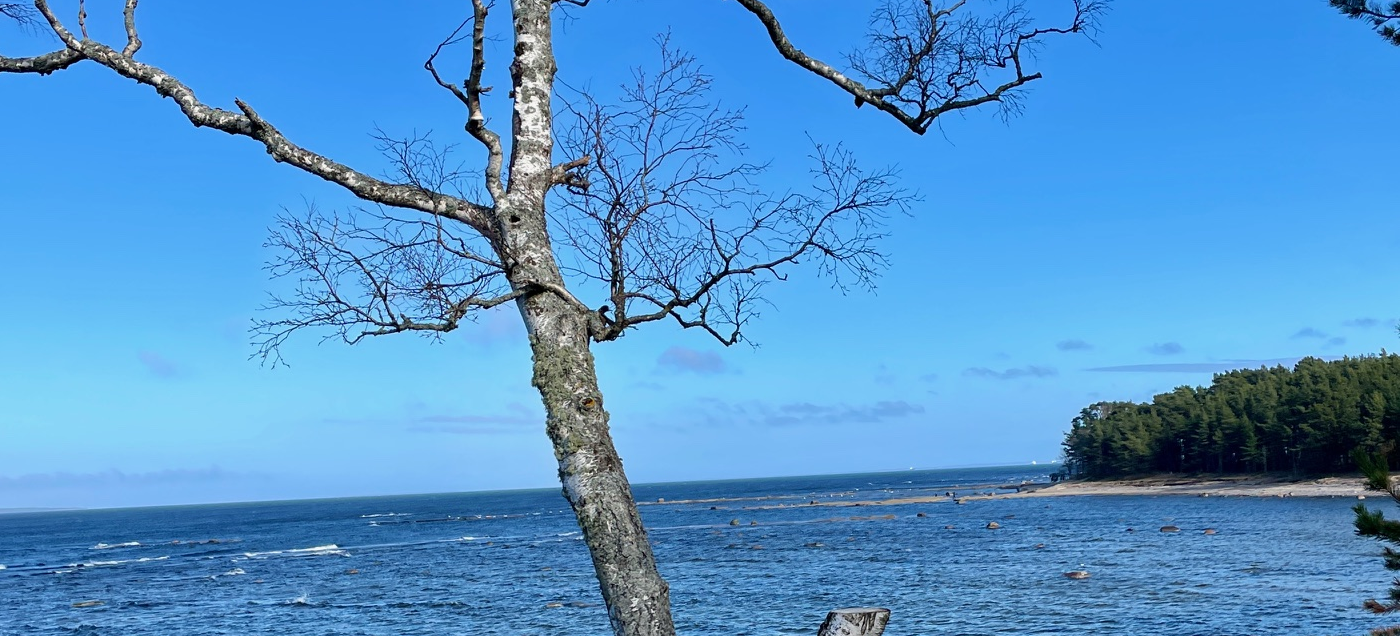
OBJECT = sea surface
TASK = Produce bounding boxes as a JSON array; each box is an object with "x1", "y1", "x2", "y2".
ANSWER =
[{"x1": 0, "y1": 465, "x2": 1389, "y2": 636}]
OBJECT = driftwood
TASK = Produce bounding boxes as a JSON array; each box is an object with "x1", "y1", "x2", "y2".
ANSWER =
[{"x1": 818, "y1": 608, "x2": 891, "y2": 636}]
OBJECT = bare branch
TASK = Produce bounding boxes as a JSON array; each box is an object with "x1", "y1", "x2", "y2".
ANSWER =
[
  {"x1": 5, "y1": 1, "x2": 496, "y2": 237},
  {"x1": 0, "y1": 45, "x2": 80, "y2": 73},
  {"x1": 425, "y1": 0, "x2": 506, "y2": 201},
  {"x1": 0, "y1": 2, "x2": 78, "y2": 73},
  {"x1": 731, "y1": 0, "x2": 1107, "y2": 134},
  {"x1": 0, "y1": 2, "x2": 38, "y2": 29},
  {"x1": 1330, "y1": 0, "x2": 1400, "y2": 45},
  {"x1": 122, "y1": 0, "x2": 141, "y2": 56},
  {"x1": 254, "y1": 202, "x2": 510, "y2": 365},
  {"x1": 554, "y1": 39, "x2": 913, "y2": 346}
]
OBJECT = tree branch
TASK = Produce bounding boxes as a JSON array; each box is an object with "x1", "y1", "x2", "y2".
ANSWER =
[
  {"x1": 5, "y1": 0, "x2": 496, "y2": 238},
  {"x1": 1330, "y1": 0, "x2": 1400, "y2": 45},
  {"x1": 554, "y1": 40, "x2": 913, "y2": 346},
  {"x1": 254, "y1": 202, "x2": 509, "y2": 365},
  {"x1": 425, "y1": 0, "x2": 506, "y2": 202},
  {"x1": 731, "y1": 0, "x2": 1107, "y2": 134}
]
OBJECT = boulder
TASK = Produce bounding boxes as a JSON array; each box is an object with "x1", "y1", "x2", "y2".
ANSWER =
[{"x1": 986, "y1": 521, "x2": 1001, "y2": 530}]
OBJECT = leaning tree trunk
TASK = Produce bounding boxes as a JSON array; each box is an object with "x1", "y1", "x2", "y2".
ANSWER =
[
  {"x1": 523, "y1": 303, "x2": 675, "y2": 636},
  {"x1": 498, "y1": 2, "x2": 675, "y2": 636}
]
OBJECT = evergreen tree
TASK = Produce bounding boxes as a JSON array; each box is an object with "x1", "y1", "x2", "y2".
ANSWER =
[
  {"x1": 1354, "y1": 450, "x2": 1400, "y2": 635},
  {"x1": 1061, "y1": 353, "x2": 1400, "y2": 477},
  {"x1": 1329, "y1": 0, "x2": 1400, "y2": 46}
]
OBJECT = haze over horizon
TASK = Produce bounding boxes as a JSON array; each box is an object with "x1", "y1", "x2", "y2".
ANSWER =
[{"x1": 3, "y1": 1, "x2": 1398, "y2": 509}]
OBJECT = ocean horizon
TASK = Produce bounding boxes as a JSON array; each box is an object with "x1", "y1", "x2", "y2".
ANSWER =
[
  {"x1": 1, "y1": 464, "x2": 1385, "y2": 635},
  {"x1": 1, "y1": 462, "x2": 1062, "y2": 514}
]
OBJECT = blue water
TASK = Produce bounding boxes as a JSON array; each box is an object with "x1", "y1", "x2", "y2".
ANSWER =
[{"x1": 0, "y1": 466, "x2": 1387, "y2": 636}]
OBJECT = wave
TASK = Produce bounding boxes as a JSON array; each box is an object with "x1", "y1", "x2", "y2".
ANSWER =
[
  {"x1": 75, "y1": 556, "x2": 169, "y2": 568},
  {"x1": 91, "y1": 542, "x2": 141, "y2": 550},
  {"x1": 242, "y1": 544, "x2": 349, "y2": 559},
  {"x1": 219, "y1": 568, "x2": 246, "y2": 577},
  {"x1": 360, "y1": 513, "x2": 412, "y2": 518}
]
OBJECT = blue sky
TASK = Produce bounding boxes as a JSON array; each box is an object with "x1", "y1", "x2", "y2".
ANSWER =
[{"x1": 2, "y1": 1, "x2": 1398, "y2": 509}]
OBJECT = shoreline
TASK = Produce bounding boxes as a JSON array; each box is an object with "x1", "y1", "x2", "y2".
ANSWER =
[
  {"x1": 1008, "y1": 474, "x2": 1371, "y2": 499},
  {"x1": 649, "y1": 474, "x2": 1379, "y2": 511}
]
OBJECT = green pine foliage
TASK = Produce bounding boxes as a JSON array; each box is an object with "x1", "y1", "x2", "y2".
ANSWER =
[
  {"x1": 1355, "y1": 449, "x2": 1400, "y2": 635},
  {"x1": 1061, "y1": 353, "x2": 1400, "y2": 477},
  {"x1": 1330, "y1": 0, "x2": 1400, "y2": 46}
]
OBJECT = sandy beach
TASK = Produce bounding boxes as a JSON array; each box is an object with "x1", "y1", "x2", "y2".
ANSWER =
[
  {"x1": 1011, "y1": 474, "x2": 1370, "y2": 499},
  {"x1": 642, "y1": 474, "x2": 1378, "y2": 511}
]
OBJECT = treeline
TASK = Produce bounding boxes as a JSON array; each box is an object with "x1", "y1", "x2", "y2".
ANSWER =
[{"x1": 1061, "y1": 353, "x2": 1400, "y2": 477}]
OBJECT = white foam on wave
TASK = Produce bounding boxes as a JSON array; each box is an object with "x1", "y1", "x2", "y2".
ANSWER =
[
  {"x1": 92, "y1": 541, "x2": 141, "y2": 550},
  {"x1": 0, "y1": 564, "x2": 6, "y2": 570},
  {"x1": 360, "y1": 513, "x2": 411, "y2": 518},
  {"x1": 77, "y1": 556, "x2": 170, "y2": 568},
  {"x1": 221, "y1": 568, "x2": 246, "y2": 577},
  {"x1": 243, "y1": 544, "x2": 349, "y2": 559}
]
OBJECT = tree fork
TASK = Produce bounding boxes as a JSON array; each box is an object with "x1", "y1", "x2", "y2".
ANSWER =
[{"x1": 503, "y1": 0, "x2": 675, "y2": 634}]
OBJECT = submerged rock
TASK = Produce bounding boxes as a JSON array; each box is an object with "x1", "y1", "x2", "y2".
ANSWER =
[
  {"x1": 916, "y1": 512, "x2": 927, "y2": 518},
  {"x1": 1203, "y1": 528, "x2": 1218, "y2": 535},
  {"x1": 546, "y1": 602, "x2": 563, "y2": 608},
  {"x1": 1064, "y1": 570, "x2": 1091, "y2": 579},
  {"x1": 71, "y1": 600, "x2": 103, "y2": 608}
]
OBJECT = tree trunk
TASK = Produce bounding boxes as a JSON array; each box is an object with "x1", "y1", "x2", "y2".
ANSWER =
[
  {"x1": 523, "y1": 304, "x2": 676, "y2": 636},
  {"x1": 497, "y1": 3, "x2": 676, "y2": 635}
]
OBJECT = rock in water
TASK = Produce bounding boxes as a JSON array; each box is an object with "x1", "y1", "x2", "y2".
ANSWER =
[
  {"x1": 1160, "y1": 525, "x2": 1181, "y2": 533},
  {"x1": 818, "y1": 607, "x2": 891, "y2": 636},
  {"x1": 986, "y1": 521, "x2": 1001, "y2": 530},
  {"x1": 1064, "y1": 570, "x2": 1091, "y2": 579},
  {"x1": 1203, "y1": 528, "x2": 1217, "y2": 535},
  {"x1": 71, "y1": 600, "x2": 103, "y2": 608},
  {"x1": 730, "y1": 519, "x2": 740, "y2": 526}
]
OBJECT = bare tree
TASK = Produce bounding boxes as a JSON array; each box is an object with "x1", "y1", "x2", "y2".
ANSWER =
[
  {"x1": 1, "y1": 2, "x2": 1104, "y2": 636},
  {"x1": 1330, "y1": 0, "x2": 1400, "y2": 45}
]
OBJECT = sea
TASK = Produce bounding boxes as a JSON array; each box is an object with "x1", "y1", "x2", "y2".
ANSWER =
[{"x1": 0, "y1": 465, "x2": 1388, "y2": 636}]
